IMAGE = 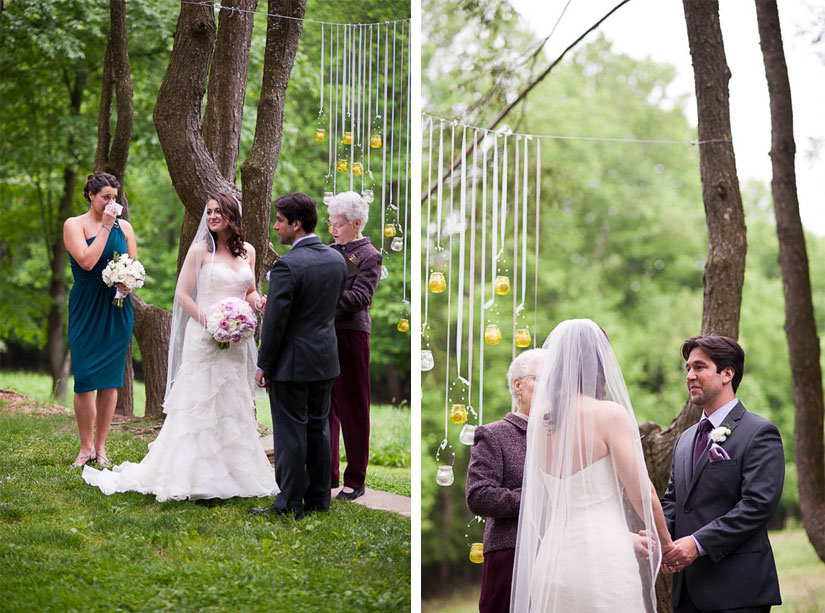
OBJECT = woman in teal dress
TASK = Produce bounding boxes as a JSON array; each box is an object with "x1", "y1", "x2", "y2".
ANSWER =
[{"x1": 63, "y1": 173, "x2": 138, "y2": 468}]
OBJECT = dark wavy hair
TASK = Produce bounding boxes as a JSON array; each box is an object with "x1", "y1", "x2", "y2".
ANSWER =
[
  {"x1": 83, "y1": 172, "x2": 121, "y2": 202},
  {"x1": 208, "y1": 192, "x2": 247, "y2": 259},
  {"x1": 681, "y1": 335, "x2": 745, "y2": 392}
]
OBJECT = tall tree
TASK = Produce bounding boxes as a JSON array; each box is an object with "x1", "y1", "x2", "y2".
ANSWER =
[
  {"x1": 641, "y1": 1, "x2": 748, "y2": 609},
  {"x1": 755, "y1": 0, "x2": 825, "y2": 561}
]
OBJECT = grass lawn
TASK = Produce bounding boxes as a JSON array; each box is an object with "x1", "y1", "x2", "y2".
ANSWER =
[{"x1": 0, "y1": 383, "x2": 411, "y2": 612}]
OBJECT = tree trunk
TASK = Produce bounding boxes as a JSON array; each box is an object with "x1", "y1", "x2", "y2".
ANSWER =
[
  {"x1": 48, "y1": 166, "x2": 77, "y2": 399},
  {"x1": 240, "y1": 0, "x2": 305, "y2": 285},
  {"x1": 132, "y1": 294, "x2": 172, "y2": 417},
  {"x1": 756, "y1": 0, "x2": 825, "y2": 561},
  {"x1": 203, "y1": 0, "x2": 257, "y2": 183},
  {"x1": 643, "y1": 3, "x2": 748, "y2": 609}
]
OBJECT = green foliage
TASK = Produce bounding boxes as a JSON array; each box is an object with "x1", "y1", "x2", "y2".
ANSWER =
[{"x1": 0, "y1": 408, "x2": 411, "y2": 611}]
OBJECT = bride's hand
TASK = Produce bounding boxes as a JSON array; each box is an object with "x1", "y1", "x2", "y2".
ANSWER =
[{"x1": 255, "y1": 295, "x2": 267, "y2": 312}]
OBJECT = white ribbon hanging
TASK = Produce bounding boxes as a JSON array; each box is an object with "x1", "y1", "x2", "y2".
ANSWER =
[
  {"x1": 534, "y1": 138, "x2": 541, "y2": 346},
  {"x1": 424, "y1": 116, "x2": 434, "y2": 328},
  {"x1": 478, "y1": 132, "x2": 489, "y2": 426}
]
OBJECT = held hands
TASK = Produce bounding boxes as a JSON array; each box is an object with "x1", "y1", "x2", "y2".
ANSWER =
[
  {"x1": 255, "y1": 294, "x2": 267, "y2": 312},
  {"x1": 661, "y1": 536, "x2": 697, "y2": 573},
  {"x1": 255, "y1": 369, "x2": 268, "y2": 388}
]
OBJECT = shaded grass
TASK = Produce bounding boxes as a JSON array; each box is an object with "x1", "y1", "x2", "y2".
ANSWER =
[{"x1": 0, "y1": 405, "x2": 411, "y2": 612}]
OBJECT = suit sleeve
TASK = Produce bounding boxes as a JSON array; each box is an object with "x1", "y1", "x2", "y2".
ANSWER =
[
  {"x1": 257, "y1": 259, "x2": 294, "y2": 373},
  {"x1": 465, "y1": 428, "x2": 521, "y2": 518},
  {"x1": 693, "y1": 422, "x2": 784, "y2": 562}
]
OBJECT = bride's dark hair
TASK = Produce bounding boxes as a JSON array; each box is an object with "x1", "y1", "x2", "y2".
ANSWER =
[{"x1": 208, "y1": 192, "x2": 247, "y2": 259}]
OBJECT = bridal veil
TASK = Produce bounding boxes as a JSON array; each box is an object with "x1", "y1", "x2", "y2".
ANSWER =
[{"x1": 510, "y1": 318, "x2": 661, "y2": 612}]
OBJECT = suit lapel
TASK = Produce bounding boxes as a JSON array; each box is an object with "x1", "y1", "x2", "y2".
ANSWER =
[{"x1": 686, "y1": 401, "x2": 746, "y2": 496}]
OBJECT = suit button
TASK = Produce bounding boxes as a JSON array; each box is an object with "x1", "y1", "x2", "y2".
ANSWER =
[{"x1": 684, "y1": 505, "x2": 692, "y2": 514}]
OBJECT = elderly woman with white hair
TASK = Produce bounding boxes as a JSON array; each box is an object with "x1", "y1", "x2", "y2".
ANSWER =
[
  {"x1": 326, "y1": 191, "x2": 383, "y2": 501},
  {"x1": 465, "y1": 348, "x2": 545, "y2": 613}
]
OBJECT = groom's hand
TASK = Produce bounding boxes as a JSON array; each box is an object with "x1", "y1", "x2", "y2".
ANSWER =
[
  {"x1": 256, "y1": 369, "x2": 268, "y2": 388},
  {"x1": 662, "y1": 535, "x2": 698, "y2": 572}
]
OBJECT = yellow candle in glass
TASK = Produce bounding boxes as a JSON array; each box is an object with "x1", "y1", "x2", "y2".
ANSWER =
[
  {"x1": 336, "y1": 159, "x2": 348, "y2": 173},
  {"x1": 428, "y1": 272, "x2": 446, "y2": 293},
  {"x1": 314, "y1": 128, "x2": 326, "y2": 142},
  {"x1": 397, "y1": 318, "x2": 409, "y2": 332},
  {"x1": 342, "y1": 131, "x2": 352, "y2": 145},
  {"x1": 515, "y1": 328, "x2": 532, "y2": 348},
  {"x1": 469, "y1": 542, "x2": 484, "y2": 564},
  {"x1": 370, "y1": 133, "x2": 382, "y2": 149},
  {"x1": 485, "y1": 324, "x2": 502, "y2": 345},
  {"x1": 450, "y1": 404, "x2": 467, "y2": 424},
  {"x1": 352, "y1": 162, "x2": 363, "y2": 176},
  {"x1": 494, "y1": 275, "x2": 510, "y2": 295}
]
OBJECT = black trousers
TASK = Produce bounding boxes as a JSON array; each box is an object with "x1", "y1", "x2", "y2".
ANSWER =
[
  {"x1": 677, "y1": 583, "x2": 771, "y2": 613},
  {"x1": 269, "y1": 379, "x2": 335, "y2": 514}
]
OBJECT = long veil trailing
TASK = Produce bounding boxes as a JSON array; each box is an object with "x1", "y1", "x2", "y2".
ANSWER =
[{"x1": 510, "y1": 319, "x2": 661, "y2": 612}]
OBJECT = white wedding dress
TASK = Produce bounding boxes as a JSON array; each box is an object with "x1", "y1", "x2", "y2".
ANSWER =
[
  {"x1": 83, "y1": 262, "x2": 278, "y2": 502},
  {"x1": 528, "y1": 456, "x2": 646, "y2": 612}
]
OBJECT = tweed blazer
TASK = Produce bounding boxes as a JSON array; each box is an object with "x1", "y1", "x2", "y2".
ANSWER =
[{"x1": 465, "y1": 412, "x2": 528, "y2": 554}]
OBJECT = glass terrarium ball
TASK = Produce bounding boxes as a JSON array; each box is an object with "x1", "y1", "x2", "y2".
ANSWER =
[
  {"x1": 361, "y1": 189, "x2": 374, "y2": 204},
  {"x1": 397, "y1": 318, "x2": 410, "y2": 332},
  {"x1": 314, "y1": 128, "x2": 326, "y2": 142},
  {"x1": 469, "y1": 542, "x2": 484, "y2": 564},
  {"x1": 390, "y1": 236, "x2": 404, "y2": 252},
  {"x1": 515, "y1": 328, "x2": 532, "y2": 348},
  {"x1": 494, "y1": 275, "x2": 510, "y2": 295},
  {"x1": 336, "y1": 159, "x2": 348, "y2": 173},
  {"x1": 436, "y1": 465, "x2": 454, "y2": 487},
  {"x1": 342, "y1": 131, "x2": 353, "y2": 145},
  {"x1": 322, "y1": 191, "x2": 334, "y2": 206},
  {"x1": 428, "y1": 272, "x2": 446, "y2": 293},
  {"x1": 450, "y1": 404, "x2": 468, "y2": 424},
  {"x1": 370, "y1": 133, "x2": 382, "y2": 149},
  {"x1": 420, "y1": 350, "x2": 434, "y2": 371},
  {"x1": 485, "y1": 324, "x2": 502, "y2": 345}
]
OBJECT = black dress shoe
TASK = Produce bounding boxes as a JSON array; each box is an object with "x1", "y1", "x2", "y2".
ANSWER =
[
  {"x1": 248, "y1": 503, "x2": 303, "y2": 520},
  {"x1": 335, "y1": 487, "x2": 365, "y2": 501}
]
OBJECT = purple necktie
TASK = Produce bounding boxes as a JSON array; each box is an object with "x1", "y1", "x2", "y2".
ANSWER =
[{"x1": 692, "y1": 418, "x2": 713, "y2": 475}]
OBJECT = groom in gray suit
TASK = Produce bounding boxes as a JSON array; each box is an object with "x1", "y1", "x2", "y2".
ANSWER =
[
  {"x1": 661, "y1": 335, "x2": 784, "y2": 612},
  {"x1": 250, "y1": 193, "x2": 347, "y2": 519}
]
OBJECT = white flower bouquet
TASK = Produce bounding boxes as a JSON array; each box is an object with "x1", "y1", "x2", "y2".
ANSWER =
[
  {"x1": 101, "y1": 251, "x2": 145, "y2": 307},
  {"x1": 206, "y1": 297, "x2": 257, "y2": 350}
]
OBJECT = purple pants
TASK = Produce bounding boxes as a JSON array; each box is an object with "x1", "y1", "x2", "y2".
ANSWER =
[
  {"x1": 330, "y1": 328, "x2": 371, "y2": 489},
  {"x1": 479, "y1": 548, "x2": 515, "y2": 613}
]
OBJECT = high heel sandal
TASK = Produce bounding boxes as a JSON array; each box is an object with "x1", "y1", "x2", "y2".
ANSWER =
[{"x1": 71, "y1": 449, "x2": 96, "y2": 468}]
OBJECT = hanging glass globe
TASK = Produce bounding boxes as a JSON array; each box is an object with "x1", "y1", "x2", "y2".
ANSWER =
[
  {"x1": 459, "y1": 424, "x2": 476, "y2": 445},
  {"x1": 384, "y1": 223, "x2": 397, "y2": 238},
  {"x1": 515, "y1": 328, "x2": 532, "y2": 348},
  {"x1": 428, "y1": 272, "x2": 446, "y2": 293},
  {"x1": 420, "y1": 350, "x2": 434, "y2": 371},
  {"x1": 450, "y1": 404, "x2": 467, "y2": 424},
  {"x1": 390, "y1": 236, "x2": 403, "y2": 251},
  {"x1": 436, "y1": 465, "x2": 454, "y2": 487},
  {"x1": 342, "y1": 131, "x2": 353, "y2": 145},
  {"x1": 314, "y1": 127, "x2": 326, "y2": 142},
  {"x1": 370, "y1": 133, "x2": 382, "y2": 149},
  {"x1": 352, "y1": 162, "x2": 363, "y2": 176},
  {"x1": 336, "y1": 159, "x2": 348, "y2": 173},
  {"x1": 469, "y1": 542, "x2": 484, "y2": 564},
  {"x1": 361, "y1": 189, "x2": 374, "y2": 204},
  {"x1": 494, "y1": 275, "x2": 510, "y2": 295},
  {"x1": 485, "y1": 324, "x2": 502, "y2": 345},
  {"x1": 397, "y1": 318, "x2": 410, "y2": 332},
  {"x1": 323, "y1": 191, "x2": 334, "y2": 206},
  {"x1": 380, "y1": 265, "x2": 389, "y2": 279}
]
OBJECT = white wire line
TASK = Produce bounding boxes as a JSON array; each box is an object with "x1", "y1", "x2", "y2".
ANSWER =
[
  {"x1": 421, "y1": 113, "x2": 732, "y2": 146},
  {"x1": 181, "y1": 1, "x2": 410, "y2": 26}
]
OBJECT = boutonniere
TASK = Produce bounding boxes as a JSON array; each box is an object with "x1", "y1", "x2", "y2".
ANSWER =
[{"x1": 710, "y1": 423, "x2": 732, "y2": 443}]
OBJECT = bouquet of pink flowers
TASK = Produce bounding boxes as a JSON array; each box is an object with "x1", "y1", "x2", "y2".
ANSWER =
[
  {"x1": 206, "y1": 297, "x2": 257, "y2": 349},
  {"x1": 101, "y1": 251, "x2": 146, "y2": 307}
]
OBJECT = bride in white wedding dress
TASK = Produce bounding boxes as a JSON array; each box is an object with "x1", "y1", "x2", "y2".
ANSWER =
[
  {"x1": 511, "y1": 319, "x2": 672, "y2": 612},
  {"x1": 83, "y1": 193, "x2": 277, "y2": 502}
]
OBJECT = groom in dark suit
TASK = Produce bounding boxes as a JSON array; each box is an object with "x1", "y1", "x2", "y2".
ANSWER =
[
  {"x1": 661, "y1": 335, "x2": 784, "y2": 612},
  {"x1": 250, "y1": 193, "x2": 347, "y2": 519}
]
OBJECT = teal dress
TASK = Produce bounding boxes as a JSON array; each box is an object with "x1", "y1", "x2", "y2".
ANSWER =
[{"x1": 68, "y1": 222, "x2": 134, "y2": 393}]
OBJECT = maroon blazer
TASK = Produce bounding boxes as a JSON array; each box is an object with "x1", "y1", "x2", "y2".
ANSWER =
[{"x1": 465, "y1": 412, "x2": 528, "y2": 554}]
